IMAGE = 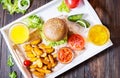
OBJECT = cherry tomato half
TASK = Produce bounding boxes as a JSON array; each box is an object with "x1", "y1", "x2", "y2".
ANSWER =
[
  {"x1": 57, "y1": 47, "x2": 74, "y2": 64},
  {"x1": 65, "y1": 0, "x2": 80, "y2": 9},
  {"x1": 68, "y1": 34, "x2": 85, "y2": 51},
  {"x1": 24, "y1": 60, "x2": 31, "y2": 67}
]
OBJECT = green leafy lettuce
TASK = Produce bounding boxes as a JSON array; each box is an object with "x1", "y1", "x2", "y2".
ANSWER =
[
  {"x1": 21, "y1": 0, "x2": 29, "y2": 7},
  {"x1": 9, "y1": 71, "x2": 17, "y2": 78},
  {"x1": 40, "y1": 32, "x2": 67, "y2": 46},
  {"x1": 7, "y1": 55, "x2": 14, "y2": 67},
  {"x1": 0, "y1": 0, "x2": 26, "y2": 14},
  {"x1": 24, "y1": 15, "x2": 44, "y2": 29},
  {"x1": 58, "y1": 0, "x2": 70, "y2": 13}
]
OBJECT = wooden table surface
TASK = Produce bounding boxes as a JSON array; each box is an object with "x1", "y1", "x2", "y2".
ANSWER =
[{"x1": 0, "y1": 0, "x2": 120, "y2": 78}]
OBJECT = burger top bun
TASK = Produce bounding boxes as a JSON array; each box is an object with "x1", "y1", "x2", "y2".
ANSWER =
[{"x1": 43, "y1": 18, "x2": 68, "y2": 41}]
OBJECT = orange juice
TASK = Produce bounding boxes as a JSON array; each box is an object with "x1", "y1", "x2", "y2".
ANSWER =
[
  {"x1": 88, "y1": 24, "x2": 110, "y2": 46},
  {"x1": 9, "y1": 23, "x2": 29, "y2": 44}
]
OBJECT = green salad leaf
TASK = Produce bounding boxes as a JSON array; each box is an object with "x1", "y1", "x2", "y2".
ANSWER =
[
  {"x1": 48, "y1": 37, "x2": 67, "y2": 46},
  {"x1": 40, "y1": 32, "x2": 67, "y2": 46},
  {"x1": 0, "y1": 0, "x2": 27, "y2": 14},
  {"x1": 9, "y1": 71, "x2": 17, "y2": 78},
  {"x1": 24, "y1": 15, "x2": 44, "y2": 29},
  {"x1": 21, "y1": 0, "x2": 29, "y2": 6},
  {"x1": 7, "y1": 55, "x2": 14, "y2": 67},
  {"x1": 58, "y1": 0, "x2": 70, "y2": 13}
]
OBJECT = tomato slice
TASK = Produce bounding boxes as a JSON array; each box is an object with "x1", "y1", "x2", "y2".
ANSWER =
[
  {"x1": 65, "y1": 0, "x2": 80, "y2": 9},
  {"x1": 57, "y1": 47, "x2": 74, "y2": 64},
  {"x1": 68, "y1": 34, "x2": 85, "y2": 51}
]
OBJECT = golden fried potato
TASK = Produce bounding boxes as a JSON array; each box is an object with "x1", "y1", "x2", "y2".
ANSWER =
[
  {"x1": 31, "y1": 49, "x2": 37, "y2": 56},
  {"x1": 36, "y1": 58, "x2": 43, "y2": 68},
  {"x1": 41, "y1": 52, "x2": 47, "y2": 57},
  {"x1": 43, "y1": 57, "x2": 50, "y2": 65},
  {"x1": 52, "y1": 53, "x2": 57, "y2": 58},
  {"x1": 30, "y1": 64, "x2": 38, "y2": 69},
  {"x1": 38, "y1": 43, "x2": 46, "y2": 49},
  {"x1": 42, "y1": 66, "x2": 47, "y2": 70},
  {"x1": 48, "y1": 55, "x2": 54, "y2": 64},
  {"x1": 26, "y1": 52, "x2": 35, "y2": 58},
  {"x1": 32, "y1": 71, "x2": 45, "y2": 77},
  {"x1": 51, "y1": 61, "x2": 57, "y2": 67},
  {"x1": 47, "y1": 63, "x2": 52, "y2": 69},
  {"x1": 24, "y1": 44, "x2": 33, "y2": 52},
  {"x1": 29, "y1": 57, "x2": 38, "y2": 62},
  {"x1": 34, "y1": 47, "x2": 43, "y2": 56},
  {"x1": 45, "y1": 48, "x2": 54, "y2": 53},
  {"x1": 30, "y1": 39, "x2": 41, "y2": 45},
  {"x1": 36, "y1": 68, "x2": 51, "y2": 74},
  {"x1": 23, "y1": 40, "x2": 58, "y2": 77},
  {"x1": 30, "y1": 68, "x2": 35, "y2": 72},
  {"x1": 44, "y1": 45, "x2": 52, "y2": 49}
]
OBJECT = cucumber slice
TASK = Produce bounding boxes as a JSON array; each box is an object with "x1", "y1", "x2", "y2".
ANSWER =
[{"x1": 77, "y1": 19, "x2": 90, "y2": 28}]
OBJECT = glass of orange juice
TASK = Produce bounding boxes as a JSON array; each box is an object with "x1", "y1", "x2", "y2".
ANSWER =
[
  {"x1": 9, "y1": 22, "x2": 29, "y2": 44},
  {"x1": 88, "y1": 24, "x2": 110, "y2": 46}
]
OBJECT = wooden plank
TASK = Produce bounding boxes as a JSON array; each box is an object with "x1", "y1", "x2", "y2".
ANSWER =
[
  {"x1": 27, "y1": 0, "x2": 50, "y2": 13},
  {"x1": 107, "y1": 0, "x2": 120, "y2": 77},
  {"x1": 84, "y1": 51, "x2": 110, "y2": 78},
  {"x1": 0, "y1": 4, "x2": 6, "y2": 78},
  {"x1": 0, "y1": 39, "x2": 11, "y2": 78},
  {"x1": 56, "y1": 63, "x2": 85, "y2": 78}
]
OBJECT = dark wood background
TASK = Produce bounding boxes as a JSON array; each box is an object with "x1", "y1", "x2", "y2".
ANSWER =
[{"x1": 0, "y1": 0, "x2": 120, "y2": 78}]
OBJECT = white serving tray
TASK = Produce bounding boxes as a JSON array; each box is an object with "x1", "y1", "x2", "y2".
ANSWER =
[{"x1": 0, "y1": 0, "x2": 113, "y2": 78}]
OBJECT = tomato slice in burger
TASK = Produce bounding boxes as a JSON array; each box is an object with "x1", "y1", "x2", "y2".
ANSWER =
[
  {"x1": 65, "y1": 0, "x2": 80, "y2": 9},
  {"x1": 68, "y1": 34, "x2": 85, "y2": 51},
  {"x1": 57, "y1": 47, "x2": 74, "y2": 64}
]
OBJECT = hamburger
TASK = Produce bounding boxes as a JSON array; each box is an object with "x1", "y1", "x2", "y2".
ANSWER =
[{"x1": 42, "y1": 18, "x2": 68, "y2": 46}]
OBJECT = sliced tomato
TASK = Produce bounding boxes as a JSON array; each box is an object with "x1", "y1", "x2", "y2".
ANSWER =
[
  {"x1": 68, "y1": 34, "x2": 85, "y2": 51},
  {"x1": 65, "y1": 0, "x2": 80, "y2": 9},
  {"x1": 57, "y1": 47, "x2": 74, "y2": 64}
]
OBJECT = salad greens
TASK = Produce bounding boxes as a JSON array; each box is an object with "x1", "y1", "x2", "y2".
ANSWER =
[
  {"x1": 40, "y1": 32, "x2": 67, "y2": 46},
  {"x1": 9, "y1": 71, "x2": 17, "y2": 78},
  {"x1": 48, "y1": 37, "x2": 67, "y2": 46},
  {"x1": 7, "y1": 55, "x2": 17, "y2": 78},
  {"x1": 21, "y1": 0, "x2": 29, "y2": 6},
  {"x1": 0, "y1": 0, "x2": 30, "y2": 14},
  {"x1": 7, "y1": 55, "x2": 14, "y2": 67},
  {"x1": 24, "y1": 15, "x2": 44, "y2": 29},
  {"x1": 58, "y1": 0, "x2": 70, "y2": 13},
  {"x1": 18, "y1": 0, "x2": 30, "y2": 10}
]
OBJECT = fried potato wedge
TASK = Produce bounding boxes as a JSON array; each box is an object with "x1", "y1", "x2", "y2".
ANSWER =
[
  {"x1": 32, "y1": 71, "x2": 45, "y2": 77},
  {"x1": 36, "y1": 68, "x2": 51, "y2": 74},
  {"x1": 34, "y1": 47, "x2": 43, "y2": 56},
  {"x1": 30, "y1": 39, "x2": 41, "y2": 45},
  {"x1": 36, "y1": 58, "x2": 43, "y2": 68}
]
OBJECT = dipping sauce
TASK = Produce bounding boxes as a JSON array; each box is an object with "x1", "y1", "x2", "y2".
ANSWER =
[
  {"x1": 57, "y1": 47, "x2": 74, "y2": 64},
  {"x1": 9, "y1": 23, "x2": 29, "y2": 44}
]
